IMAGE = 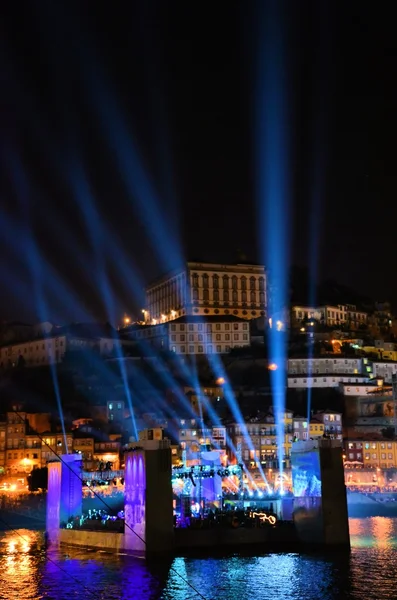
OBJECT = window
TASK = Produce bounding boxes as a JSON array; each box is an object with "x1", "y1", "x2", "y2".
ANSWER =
[
  {"x1": 181, "y1": 346, "x2": 186, "y2": 353},
  {"x1": 108, "y1": 403, "x2": 113, "y2": 410},
  {"x1": 171, "y1": 335, "x2": 176, "y2": 341},
  {"x1": 216, "y1": 334, "x2": 221, "y2": 341},
  {"x1": 225, "y1": 345, "x2": 230, "y2": 352},
  {"x1": 216, "y1": 324, "x2": 221, "y2": 330},
  {"x1": 180, "y1": 335, "x2": 185, "y2": 342},
  {"x1": 208, "y1": 345, "x2": 213, "y2": 353},
  {"x1": 243, "y1": 334, "x2": 248, "y2": 341},
  {"x1": 216, "y1": 345, "x2": 221, "y2": 353},
  {"x1": 171, "y1": 324, "x2": 176, "y2": 331},
  {"x1": 198, "y1": 334, "x2": 203, "y2": 342},
  {"x1": 189, "y1": 334, "x2": 194, "y2": 341},
  {"x1": 225, "y1": 334, "x2": 230, "y2": 341},
  {"x1": 198, "y1": 345, "x2": 203, "y2": 353},
  {"x1": 189, "y1": 346, "x2": 194, "y2": 353},
  {"x1": 234, "y1": 334, "x2": 239, "y2": 340},
  {"x1": 198, "y1": 324, "x2": 203, "y2": 331},
  {"x1": 189, "y1": 324, "x2": 194, "y2": 331}
]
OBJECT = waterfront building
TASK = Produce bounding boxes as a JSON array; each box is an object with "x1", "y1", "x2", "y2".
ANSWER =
[
  {"x1": 344, "y1": 438, "x2": 397, "y2": 470},
  {"x1": 145, "y1": 262, "x2": 266, "y2": 323}
]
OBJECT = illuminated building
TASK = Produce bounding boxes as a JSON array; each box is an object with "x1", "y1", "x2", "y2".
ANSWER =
[
  {"x1": 291, "y1": 304, "x2": 367, "y2": 329},
  {"x1": 40, "y1": 433, "x2": 74, "y2": 466},
  {"x1": 345, "y1": 439, "x2": 397, "y2": 470},
  {"x1": 226, "y1": 410, "x2": 293, "y2": 469},
  {"x1": 145, "y1": 262, "x2": 266, "y2": 323},
  {"x1": 127, "y1": 315, "x2": 251, "y2": 355},
  {"x1": 93, "y1": 440, "x2": 120, "y2": 470},
  {"x1": 5, "y1": 412, "x2": 49, "y2": 473}
]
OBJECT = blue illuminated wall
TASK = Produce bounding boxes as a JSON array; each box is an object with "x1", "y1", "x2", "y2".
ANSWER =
[
  {"x1": 46, "y1": 461, "x2": 62, "y2": 544},
  {"x1": 60, "y1": 455, "x2": 83, "y2": 524},
  {"x1": 124, "y1": 452, "x2": 146, "y2": 556},
  {"x1": 46, "y1": 455, "x2": 82, "y2": 543},
  {"x1": 292, "y1": 451, "x2": 322, "y2": 498}
]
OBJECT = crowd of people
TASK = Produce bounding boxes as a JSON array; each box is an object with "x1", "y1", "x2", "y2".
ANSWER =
[{"x1": 64, "y1": 508, "x2": 125, "y2": 532}]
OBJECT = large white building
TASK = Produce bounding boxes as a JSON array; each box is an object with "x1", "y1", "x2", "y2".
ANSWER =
[
  {"x1": 127, "y1": 315, "x2": 251, "y2": 355},
  {"x1": 145, "y1": 262, "x2": 266, "y2": 324}
]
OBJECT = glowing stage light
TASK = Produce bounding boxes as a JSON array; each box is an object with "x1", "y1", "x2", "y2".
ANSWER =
[
  {"x1": 216, "y1": 377, "x2": 225, "y2": 385},
  {"x1": 268, "y1": 363, "x2": 278, "y2": 371}
]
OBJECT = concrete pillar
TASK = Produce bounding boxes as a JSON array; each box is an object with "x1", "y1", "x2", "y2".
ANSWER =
[
  {"x1": 124, "y1": 441, "x2": 174, "y2": 556},
  {"x1": 291, "y1": 439, "x2": 350, "y2": 547}
]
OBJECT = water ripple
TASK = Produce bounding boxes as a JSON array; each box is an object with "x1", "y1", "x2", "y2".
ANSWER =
[{"x1": 1, "y1": 519, "x2": 397, "y2": 600}]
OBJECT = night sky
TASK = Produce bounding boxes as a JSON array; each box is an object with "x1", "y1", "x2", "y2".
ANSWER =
[{"x1": 1, "y1": 1, "x2": 396, "y2": 324}]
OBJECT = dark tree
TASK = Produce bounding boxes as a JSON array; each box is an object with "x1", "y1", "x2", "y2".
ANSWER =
[{"x1": 27, "y1": 467, "x2": 48, "y2": 492}]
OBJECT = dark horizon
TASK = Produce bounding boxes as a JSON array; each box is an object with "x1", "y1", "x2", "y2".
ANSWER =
[{"x1": 1, "y1": 1, "x2": 397, "y2": 323}]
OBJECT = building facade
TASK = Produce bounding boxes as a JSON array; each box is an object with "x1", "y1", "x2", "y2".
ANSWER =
[
  {"x1": 128, "y1": 315, "x2": 251, "y2": 355},
  {"x1": 345, "y1": 439, "x2": 397, "y2": 469},
  {"x1": 291, "y1": 304, "x2": 368, "y2": 329},
  {"x1": 145, "y1": 262, "x2": 267, "y2": 324},
  {"x1": 226, "y1": 411, "x2": 294, "y2": 469},
  {"x1": 0, "y1": 324, "x2": 132, "y2": 369}
]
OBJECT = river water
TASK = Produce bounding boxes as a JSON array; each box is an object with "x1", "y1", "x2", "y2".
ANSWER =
[{"x1": 0, "y1": 518, "x2": 396, "y2": 600}]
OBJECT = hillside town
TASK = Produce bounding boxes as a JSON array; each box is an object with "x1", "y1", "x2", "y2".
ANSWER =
[{"x1": 1, "y1": 262, "x2": 397, "y2": 494}]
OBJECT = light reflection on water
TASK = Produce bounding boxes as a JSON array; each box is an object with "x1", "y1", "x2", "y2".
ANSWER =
[{"x1": 0, "y1": 519, "x2": 397, "y2": 599}]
